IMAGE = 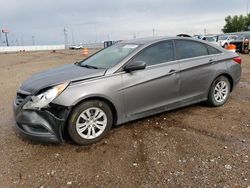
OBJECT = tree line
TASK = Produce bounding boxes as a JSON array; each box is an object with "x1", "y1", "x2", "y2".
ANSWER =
[{"x1": 222, "y1": 14, "x2": 250, "y2": 33}]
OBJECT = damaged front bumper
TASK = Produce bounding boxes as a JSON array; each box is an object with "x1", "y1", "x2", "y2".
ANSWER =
[{"x1": 13, "y1": 96, "x2": 70, "y2": 143}]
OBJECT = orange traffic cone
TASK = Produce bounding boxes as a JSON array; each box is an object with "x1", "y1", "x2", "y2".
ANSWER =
[
  {"x1": 83, "y1": 48, "x2": 89, "y2": 57},
  {"x1": 226, "y1": 44, "x2": 236, "y2": 52}
]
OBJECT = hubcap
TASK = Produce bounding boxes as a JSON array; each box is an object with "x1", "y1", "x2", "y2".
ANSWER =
[
  {"x1": 214, "y1": 81, "x2": 229, "y2": 103},
  {"x1": 76, "y1": 107, "x2": 107, "y2": 139}
]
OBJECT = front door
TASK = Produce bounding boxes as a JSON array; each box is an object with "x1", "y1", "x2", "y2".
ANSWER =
[{"x1": 121, "y1": 40, "x2": 181, "y2": 120}]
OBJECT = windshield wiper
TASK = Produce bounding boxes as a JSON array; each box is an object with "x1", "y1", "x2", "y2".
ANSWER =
[{"x1": 80, "y1": 64, "x2": 99, "y2": 69}]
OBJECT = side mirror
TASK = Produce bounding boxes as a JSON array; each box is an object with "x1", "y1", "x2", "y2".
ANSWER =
[{"x1": 124, "y1": 61, "x2": 146, "y2": 72}]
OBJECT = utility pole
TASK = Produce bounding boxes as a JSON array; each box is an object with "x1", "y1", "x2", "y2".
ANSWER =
[
  {"x1": 32, "y1": 36, "x2": 35, "y2": 45},
  {"x1": 0, "y1": 31, "x2": 2, "y2": 46},
  {"x1": 204, "y1": 28, "x2": 207, "y2": 36},
  {"x1": 153, "y1": 28, "x2": 155, "y2": 37},
  {"x1": 71, "y1": 29, "x2": 75, "y2": 45},
  {"x1": 2, "y1": 29, "x2": 9, "y2": 46},
  {"x1": 133, "y1": 33, "x2": 136, "y2": 39},
  {"x1": 63, "y1": 27, "x2": 68, "y2": 48},
  {"x1": 5, "y1": 32, "x2": 9, "y2": 46},
  {"x1": 95, "y1": 32, "x2": 97, "y2": 43}
]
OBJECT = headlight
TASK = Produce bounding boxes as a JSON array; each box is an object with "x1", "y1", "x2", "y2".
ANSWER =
[{"x1": 23, "y1": 82, "x2": 68, "y2": 110}]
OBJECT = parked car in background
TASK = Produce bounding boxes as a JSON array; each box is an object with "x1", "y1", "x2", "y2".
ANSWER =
[
  {"x1": 228, "y1": 35, "x2": 249, "y2": 54},
  {"x1": 13, "y1": 37, "x2": 242, "y2": 145},
  {"x1": 201, "y1": 36, "x2": 219, "y2": 45},
  {"x1": 217, "y1": 35, "x2": 238, "y2": 48},
  {"x1": 193, "y1": 35, "x2": 204, "y2": 40},
  {"x1": 69, "y1": 44, "x2": 83, "y2": 50}
]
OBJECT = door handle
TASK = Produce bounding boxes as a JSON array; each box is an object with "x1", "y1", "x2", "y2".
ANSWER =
[
  {"x1": 169, "y1": 69, "x2": 178, "y2": 75},
  {"x1": 209, "y1": 59, "x2": 215, "y2": 64}
]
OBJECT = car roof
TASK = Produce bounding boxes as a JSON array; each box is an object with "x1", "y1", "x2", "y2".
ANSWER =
[
  {"x1": 120, "y1": 36, "x2": 195, "y2": 45},
  {"x1": 118, "y1": 36, "x2": 227, "y2": 53}
]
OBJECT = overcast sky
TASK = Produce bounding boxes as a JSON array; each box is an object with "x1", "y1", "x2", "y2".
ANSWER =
[{"x1": 0, "y1": 0, "x2": 248, "y2": 45}]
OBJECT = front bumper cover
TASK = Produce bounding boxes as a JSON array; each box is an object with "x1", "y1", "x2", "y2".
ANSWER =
[{"x1": 13, "y1": 96, "x2": 70, "y2": 143}]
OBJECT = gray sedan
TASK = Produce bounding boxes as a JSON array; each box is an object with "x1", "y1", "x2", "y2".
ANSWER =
[{"x1": 13, "y1": 37, "x2": 242, "y2": 145}]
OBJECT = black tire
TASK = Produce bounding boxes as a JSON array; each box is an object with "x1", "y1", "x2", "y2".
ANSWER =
[
  {"x1": 207, "y1": 76, "x2": 231, "y2": 107},
  {"x1": 223, "y1": 43, "x2": 228, "y2": 49},
  {"x1": 68, "y1": 100, "x2": 113, "y2": 145}
]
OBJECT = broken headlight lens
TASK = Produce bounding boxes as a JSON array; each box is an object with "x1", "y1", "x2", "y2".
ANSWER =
[{"x1": 23, "y1": 83, "x2": 68, "y2": 110}]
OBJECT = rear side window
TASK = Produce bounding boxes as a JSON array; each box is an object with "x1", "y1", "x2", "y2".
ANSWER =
[
  {"x1": 175, "y1": 40, "x2": 208, "y2": 60},
  {"x1": 132, "y1": 41, "x2": 174, "y2": 66},
  {"x1": 207, "y1": 45, "x2": 222, "y2": 55}
]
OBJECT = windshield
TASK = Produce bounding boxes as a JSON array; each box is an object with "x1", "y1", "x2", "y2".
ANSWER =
[
  {"x1": 218, "y1": 35, "x2": 228, "y2": 40},
  {"x1": 235, "y1": 35, "x2": 244, "y2": 40},
  {"x1": 206, "y1": 37, "x2": 216, "y2": 42},
  {"x1": 79, "y1": 43, "x2": 139, "y2": 69}
]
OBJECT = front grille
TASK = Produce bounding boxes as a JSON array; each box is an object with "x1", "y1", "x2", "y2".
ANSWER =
[{"x1": 15, "y1": 93, "x2": 29, "y2": 106}]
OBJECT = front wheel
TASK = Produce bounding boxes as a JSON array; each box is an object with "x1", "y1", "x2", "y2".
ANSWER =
[
  {"x1": 207, "y1": 76, "x2": 231, "y2": 107},
  {"x1": 68, "y1": 100, "x2": 113, "y2": 145}
]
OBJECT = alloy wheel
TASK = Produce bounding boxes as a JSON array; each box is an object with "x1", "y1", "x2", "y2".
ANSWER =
[
  {"x1": 76, "y1": 107, "x2": 107, "y2": 139},
  {"x1": 213, "y1": 81, "x2": 229, "y2": 103}
]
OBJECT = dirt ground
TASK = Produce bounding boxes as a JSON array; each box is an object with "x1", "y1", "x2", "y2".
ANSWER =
[{"x1": 0, "y1": 50, "x2": 249, "y2": 188}]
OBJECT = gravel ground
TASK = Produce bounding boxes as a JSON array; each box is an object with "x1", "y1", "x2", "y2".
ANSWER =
[{"x1": 0, "y1": 50, "x2": 249, "y2": 188}]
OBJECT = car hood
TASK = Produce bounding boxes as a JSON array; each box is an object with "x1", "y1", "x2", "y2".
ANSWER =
[{"x1": 20, "y1": 64, "x2": 106, "y2": 94}]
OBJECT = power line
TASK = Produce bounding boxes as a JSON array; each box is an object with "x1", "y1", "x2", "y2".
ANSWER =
[{"x1": 71, "y1": 29, "x2": 75, "y2": 44}]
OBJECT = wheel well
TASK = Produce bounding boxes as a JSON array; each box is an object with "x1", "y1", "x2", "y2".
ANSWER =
[
  {"x1": 72, "y1": 97, "x2": 117, "y2": 125},
  {"x1": 217, "y1": 74, "x2": 234, "y2": 92}
]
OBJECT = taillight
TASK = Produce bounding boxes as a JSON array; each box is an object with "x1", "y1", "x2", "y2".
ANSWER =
[{"x1": 233, "y1": 57, "x2": 242, "y2": 65}]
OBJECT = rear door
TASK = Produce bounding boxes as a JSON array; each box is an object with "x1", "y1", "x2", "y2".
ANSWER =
[
  {"x1": 175, "y1": 39, "x2": 222, "y2": 101},
  {"x1": 122, "y1": 40, "x2": 181, "y2": 119}
]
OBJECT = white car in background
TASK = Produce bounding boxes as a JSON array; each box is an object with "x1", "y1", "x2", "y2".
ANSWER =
[
  {"x1": 69, "y1": 43, "x2": 83, "y2": 50},
  {"x1": 218, "y1": 35, "x2": 237, "y2": 48},
  {"x1": 201, "y1": 36, "x2": 219, "y2": 45}
]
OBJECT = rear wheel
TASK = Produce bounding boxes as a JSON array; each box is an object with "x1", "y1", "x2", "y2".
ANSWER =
[
  {"x1": 207, "y1": 76, "x2": 231, "y2": 107},
  {"x1": 68, "y1": 100, "x2": 113, "y2": 145}
]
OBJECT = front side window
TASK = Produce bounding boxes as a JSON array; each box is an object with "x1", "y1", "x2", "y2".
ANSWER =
[
  {"x1": 132, "y1": 41, "x2": 175, "y2": 66},
  {"x1": 175, "y1": 40, "x2": 208, "y2": 60}
]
